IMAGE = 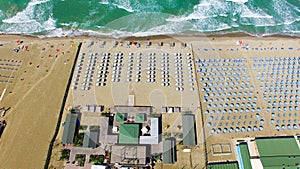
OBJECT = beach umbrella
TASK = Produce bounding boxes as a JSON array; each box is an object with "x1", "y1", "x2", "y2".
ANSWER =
[
  {"x1": 275, "y1": 125, "x2": 280, "y2": 131},
  {"x1": 235, "y1": 127, "x2": 240, "y2": 133},
  {"x1": 207, "y1": 122, "x2": 212, "y2": 127},
  {"x1": 293, "y1": 124, "x2": 298, "y2": 129}
]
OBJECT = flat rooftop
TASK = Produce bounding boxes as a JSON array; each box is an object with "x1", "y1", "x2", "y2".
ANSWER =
[
  {"x1": 239, "y1": 143, "x2": 252, "y2": 169},
  {"x1": 118, "y1": 123, "x2": 140, "y2": 144},
  {"x1": 62, "y1": 113, "x2": 78, "y2": 144},
  {"x1": 256, "y1": 137, "x2": 300, "y2": 156},
  {"x1": 256, "y1": 137, "x2": 300, "y2": 168},
  {"x1": 207, "y1": 162, "x2": 239, "y2": 169},
  {"x1": 110, "y1": 145, "x2": 147, "y2": 165}
]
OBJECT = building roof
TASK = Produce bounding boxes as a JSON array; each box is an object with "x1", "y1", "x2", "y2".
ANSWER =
[
  {"x1": 91, "y1": 165, "x2": 107, "y2": 169},
  {"x1": 110, "y1": 145, "x2": 147, "y2": 165},
  {"x1": 62, "y1": 113, "x2": 78, "y2": 144},
  {"x1": 162, "y1": 138, "x2": 176, "y2": 164},
  {"x1": 207, "y1": 162, "x2": 239, "y2": 169},
  {"x1": 260, "y1": 156, "x2": 300, "y2": 168},
  {"x1": 111, "y1": 106, "x2": 152, "y2": 115},
  {"x1": 182, "y1": 114, "x2": 196, "y2": 146},
  {"x1": 83, "y1": 128, "x2": 99, "y2": 148},
  {"x1": 119, "y1": 124, "x2": 140, "y2": 144},
  {"x1": 99, "y1": 117, "x2": 118, "y2": 144},
  {"x1": 239, "y1": 143, "x2": 252, "y2": 169},
  {"x1": 116, "y1": 113, "x2": 126, "y2": 122},
  {"x1": 256, "y1": 137, "x2": 300, "y2": 156},
  {"x1": 256, "y1": 137, "x2": 300, "y2": 168},
  {"x1": 140, "y1": 117, "x2": 161, "y2": 144},
  {"x1": 135, "y1": 113, "x2": 145, "y2": 123}
]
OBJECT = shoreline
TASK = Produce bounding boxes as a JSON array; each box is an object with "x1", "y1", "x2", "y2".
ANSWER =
[{"x1": 1, "y1": 31, "x2": 299, "y2": 41}]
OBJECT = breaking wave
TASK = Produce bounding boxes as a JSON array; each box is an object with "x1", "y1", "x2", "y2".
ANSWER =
[{"x1": 0, "y1": 0, "x2": 299, "y2": 37}]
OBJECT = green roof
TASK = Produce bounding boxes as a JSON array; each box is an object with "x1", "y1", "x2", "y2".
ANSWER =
[
  {"x1": 135, "y1": 113, "x2": 145, "y2": 123},
  {"x1": 256, "y1": 137, "x2": 300, "y2": 168},
  {"x1": 118, "y1": 124, "x2": 140, "y2": 144},
  {"x1": 264, "y1": 166, "x2": 300, "y2": 169},
  {"x1": 182, "y1": 114, "x2": 196, "y2": 146},
  {"x1": 239, "y1": 143, "x2": 252, "y2": 169},
  {"x1": 256, "y1": 137, "x2": 300, "y2": 156},
  {"x1": 116, "y1": 113, "x2": 126, "y2": 122},
  {"x1": 62, "y1": 113, "x2": 78, "y2": 144},
  {"x1": 260, "y1": 156, "x2": 300, "y2": 168},
  {"x1": 207, "y1": 162, "x2": 239, "y2": 169}
]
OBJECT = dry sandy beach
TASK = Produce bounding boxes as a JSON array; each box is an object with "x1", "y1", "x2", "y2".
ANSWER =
[
  {"x1": 0, "y1": 35, "x2": 79, "y2": 169},
  {"x1": 0, "y1": 34, "x2": 298, "y2": 169}
]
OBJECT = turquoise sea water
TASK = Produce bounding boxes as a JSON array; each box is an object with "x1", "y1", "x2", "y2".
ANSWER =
[{"x1": 0, "y1": 0, "x2": 299, "y2": 37}]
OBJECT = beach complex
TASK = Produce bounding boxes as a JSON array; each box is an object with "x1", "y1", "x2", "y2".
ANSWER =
[
  {"x1": 1, "y1": 0, "x2": 300, "y2": 168},
  {"x1": 0, "y1": 34, "x2": 299, "y2": 169}
]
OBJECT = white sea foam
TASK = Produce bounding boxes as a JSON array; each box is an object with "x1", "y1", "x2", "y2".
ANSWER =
[
  {"x1": 166, "y1": 15, "x2": 211, "y2": 22},
  {"x1": 36, "y1": 27, "x2": 299, "y2": 39},
  {"x1": 240, "y1": 6, "x2": 273, "y2": 19},
  {"x1": 1, "y1": 0, "x2": 298, "y2": 38},
  {"x1": 60, "y1": 23, "x2": 71, "y2": 27},
  {"x1": 283, "y1": 30, "x2": 300, "y2": 34},
  {"x1": 272, "y1": 1, "x2": 299, "y2": 25},
  {"x1": 240, "y1": 12, "x2": 273, "y2": 19},
  {"x1": 99, "y1": 0, "x2": 134, "y2": 12},
  {"x1": 133, "y1": 21, "x2": 191, "y2": 37},
  {"x1": 191, "y1": 15, "x2": 232, "y2": 32},
  {"x1": 232, "y1": 22, "x2": 239, "y2": 27},
  {"x1": 28, "y1": 0, "x2": 50, "y2": 6},
  {"x1": 167, "y1": 0, "x2": 229, "y2": 23},
  {"x1": 239, "y1": 4, "x2": 277, "y2": 27},
  {"x1": 40, "y1": 21, "x2": 190, "y2": 38},
  {"x1": 226, "y1": 0, "x2": 248, "y2": 3},
  {"x1": 163, "y1": 0, "x2": 235, "y2": 34},
  {"x1": 283, "y1": 18, "x2": 300, "y2": 25},
  {"x1": 43, "y1": 17, "x2": 56, "y2": 31},
  {"x1": 112, "y1": 3, "x2": 134, "y2": 12},
  {"x1": 33, "y1": 23, "x2": 300, "y2": 38},
  {"x1": 197, "y1": 2, "x2": 211, "y2": 6},
  {"x1": 194, "y1": 23, "x2": 232, "y2": 32},
  {"x1": 1, "y1": 0, "x2": 55, "y2": 33},
  {"x1": 219, "y1": 13, "x2": 228, "y2": 17},
  {"x1": 252, "y1": 18, "x2": 300, "y2": 27},
  {"x1": 99, "y1": 0, "x2": 109, "y2": 5},
  {"x1": 39, "y1": 27, "x2": 132, "y2": 38}
]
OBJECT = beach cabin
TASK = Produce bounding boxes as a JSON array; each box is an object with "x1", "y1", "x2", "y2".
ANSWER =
[
  {"x1": 62, "y1": 113, "x2": 78, "y2": 145},
  {"x1": 83, "y1": 128, "x2": 100, "y2": 149},
  {"x1": 182, "y1": 114, "x2": 197, "y2": 146},
  {"x1": 163, "y1": 138, "x2": 177, "y2": 164}
]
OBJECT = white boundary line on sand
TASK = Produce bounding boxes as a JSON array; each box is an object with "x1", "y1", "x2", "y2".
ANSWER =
[{"x1": 0, "y1": 88, "x2": 6, "y2": 102}]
